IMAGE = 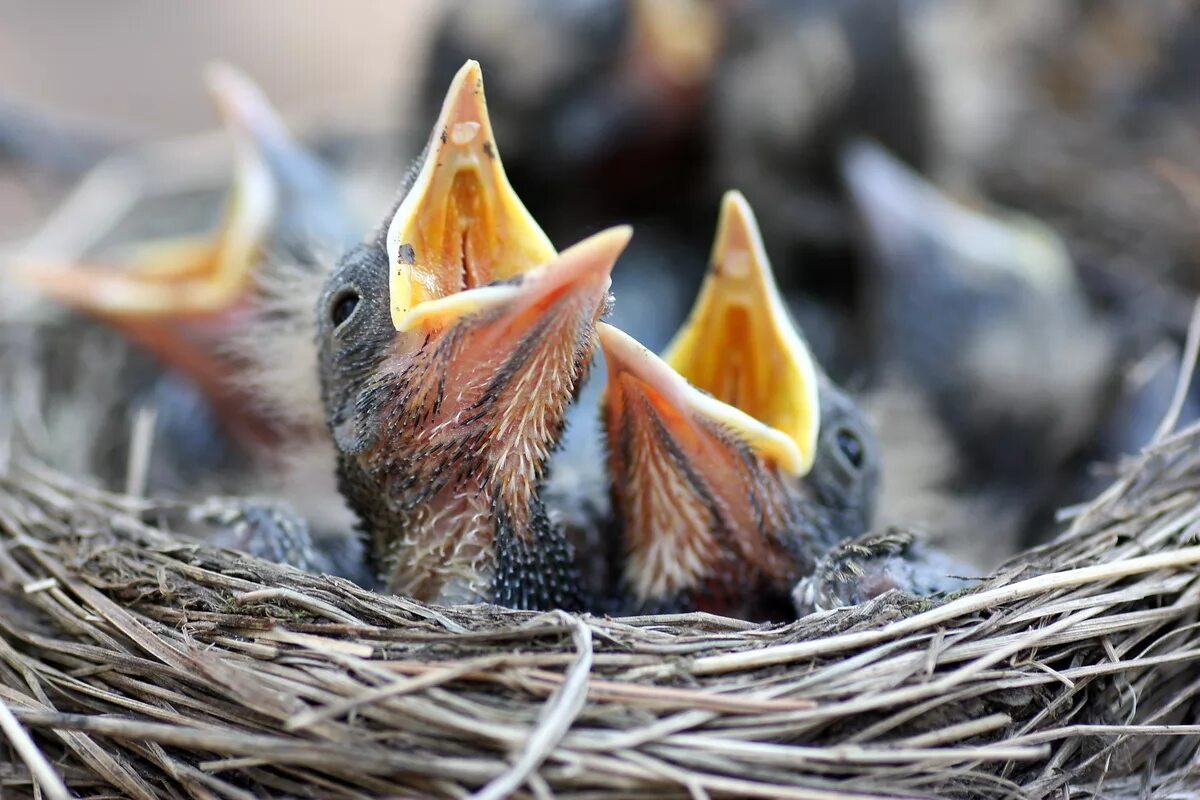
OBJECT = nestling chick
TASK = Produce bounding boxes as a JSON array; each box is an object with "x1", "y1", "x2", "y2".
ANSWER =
[
  {"x1": 792, "y1": 528, "x2": 976, "y2": 615},
  {"x1": 599, "y1": 191, "x2": 880, "y2": 620},
  {"x1": 843, "y1": 141, "x2": 1117, "y2": 488},
  {"x1": 15, "y1": 64, "x2": 358, "y2": 490},
  {"x1": 317, "y1": 61, "x2": 625, "y2": 610}
]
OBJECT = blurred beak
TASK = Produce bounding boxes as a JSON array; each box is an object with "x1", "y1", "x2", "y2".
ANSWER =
[
  {"x1": 841, "y1": 140, "x2": 1074, "y2": 293},
  {"x1": 386, "y1": 59, "x2": 556, "y2": 331},
  {"x1": 661, "y1": 190, "x2": 819, "y2": 476},
  {"x1": 630, "y1": 0, "x2": 722, "y2": 89},
  {"x1": 18, "y1": 63, "x2": 282, "y2": 317}
]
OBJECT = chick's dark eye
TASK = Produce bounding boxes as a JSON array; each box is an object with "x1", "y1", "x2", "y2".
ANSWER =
[
  {"x1": 836, "y1": 428, "x2": 864, "y2": 470},
  {"x1": 330, "y1": 290, "x2": 359, "y2": 327}
]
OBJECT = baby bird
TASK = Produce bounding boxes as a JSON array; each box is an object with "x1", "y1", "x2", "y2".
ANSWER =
[
  {"x1": 842, "y1": 141, "x2": 1125, "y2": 554},
  {"x1": 17, "y1": 64, "x2": 358, "y2": 472},
  {"x1": 316, "y1": 60, "x2": 625, "y2": 610},
  {"x1": 599, "y1": 191, "x2": 880, "y2": 620}
]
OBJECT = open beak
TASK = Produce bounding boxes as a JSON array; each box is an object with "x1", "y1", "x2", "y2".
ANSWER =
[
  {"x1": 386, "y1": 59, "x2": 556, "y2": 331},
  {"x1": 363, "y1": 59, "x2": 614, "y2": 524},
  {"x1": 381, "y1": 228, "x2": 627, "y2": 527},
  {"x1": 399, "y1": 226, "x2": 624, "y2": 341},
  {"x1": 18, "y1": 63, "x2": 282, "y2": 317},
  {"x1": 598, "y1": 192, "x2": 823, "y2": 610},
  {"x1": 840, "y1": 140, "x2": 1074, "y2": 293},
  {"x1": 599, "y1": 322, "x2": 802, "y2": 608},
  {"x1": 661, "y1": 190, "x2": 820, "y2": 475},
  {"x1": 601, "y1": 321, "x2": 801, "y2": 481}
]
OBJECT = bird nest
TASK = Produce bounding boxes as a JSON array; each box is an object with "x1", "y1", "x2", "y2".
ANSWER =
[{"x1": 0, "y1": 416, "x2": 1199, "y2": 800}]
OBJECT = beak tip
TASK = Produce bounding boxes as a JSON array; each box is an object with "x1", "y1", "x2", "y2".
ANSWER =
[
  {"x1": 560, "y1": 226, "x2": 632, "y2": 284},
  {"x1": 598, "y1": 323, "x2": 672, "y2": 391},
  {"x1": 718, "y1": 190, "x2": 757, "y2": 246},
  {"x1": 839, "y1": 140, "x2": 916, "y2": 217},
  {"x1": 710, "y1": 190, "x2": 771, "y2": 280},
  {"x1": 202, "y1": 60, "x2": 236, "y2": 89},
  {"x1": 203, "y1": 61, "x2": 279, "y2": 143},
  {"x1": 720, "y1": 188, "x2": 748, "y2": 211},
  {"x1": 447, "y1": 60, "x2": 488, "y2": 121},
  {"x1": 596, "y1": 321, "x2": 627, "y2": 357},
  {"x1": 602, "y1": 224, "x2": 635, "y2": 254},
  {"x1": 459, "y1": 58, "x2": 483, "y2": 80},
  {"x1": 203, "y1": 61, "x2": 249, "y2": 110},
  {"x1": 839, "y1": 138, "x2": 875, "y2": 171}
]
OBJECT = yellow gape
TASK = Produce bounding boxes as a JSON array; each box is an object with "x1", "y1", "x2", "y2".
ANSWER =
[
  {"x1": 386, "y1": 60, "x2": 557, "y2": 332},
  {"x1": 18, "y1": 63, "x2": 279, "y2": 316},
  {"x1": 661, "y1": 191, "x2": 820, "y2": 476}
]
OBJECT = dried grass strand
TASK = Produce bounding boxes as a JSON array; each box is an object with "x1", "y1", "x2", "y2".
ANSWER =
[{"x1": 0, "y1": 414, "x2": 1199, "y2": 797}]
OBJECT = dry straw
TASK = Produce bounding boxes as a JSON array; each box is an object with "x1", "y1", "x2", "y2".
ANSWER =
[{"x1": 0, "y1": 396, "x2": 1197, "y2": 799}]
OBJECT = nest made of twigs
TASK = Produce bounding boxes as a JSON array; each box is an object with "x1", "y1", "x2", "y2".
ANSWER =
[{"x1": 0, "y1": 415, "x2": 1199, "y2": 800}]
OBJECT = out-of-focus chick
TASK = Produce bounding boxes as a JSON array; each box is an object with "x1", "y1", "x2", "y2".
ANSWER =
[
  {"x1": 22, "y1": 64, "x2": 355, "y2": 317},
  {"x1": 839, "y1": 142, "x2": 1195, "y2": 563},
  {"x1": 316, "y1": 61, "x2": 624, "y2": 610},
  {"x1": 17, "y1": 65, "x2": 358, "y2": 488},
  {"x1": 599, "y1": 191, "x2": 880, "y2": 620},
  {"x1": 710, "y1": 1, "x2": 1063, "y2": 376},
  {"x1": 843, "y1": 142, "x2": 1118, "y2": 487},
  {"x1": 712, "y1": 0, "x2": 928, "y2": 251},
  {"x1": 702, "y1": 0, "x2": 933, "y2": 383},
  {"x1": 422, "y1": 0, "x2": 722, "y2": 230}
]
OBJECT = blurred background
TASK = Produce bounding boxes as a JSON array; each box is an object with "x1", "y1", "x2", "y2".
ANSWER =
[
  {"x1": 3, "y1": 0, "x2": 1200, "y2": 570},
  {"x1": 0, "y1": 0, "x2": 440, "y2": 239}
]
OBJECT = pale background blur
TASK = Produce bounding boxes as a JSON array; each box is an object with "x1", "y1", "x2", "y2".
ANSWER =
[{"x1": 0, "y1": 0, "x2": 443, "y2": 239}]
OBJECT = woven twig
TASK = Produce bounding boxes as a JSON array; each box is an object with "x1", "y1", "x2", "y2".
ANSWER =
[{"x1": 0, "y1": 418, "x2": 1197, "y2": 798}]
